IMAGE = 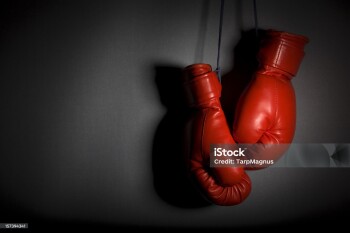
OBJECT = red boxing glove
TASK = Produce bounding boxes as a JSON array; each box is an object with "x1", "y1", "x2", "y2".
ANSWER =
[
  {"x1": 183, "y1": 64, "x2": 251, "y2": 205},
  {"x1": 233, "y1": 30, "x2": 309, "y2": 168}
]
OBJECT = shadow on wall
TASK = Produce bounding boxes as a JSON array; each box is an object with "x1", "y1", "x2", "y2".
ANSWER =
[
  {"x1": 221, "y1": 29, "x2": 265, "y2": 126},
  {"x1": 152, "y1": 65, "x2": 210, "y2": 208},
  {"x1": 151, "y1": 30, "x2": 265, "y2": 208}
]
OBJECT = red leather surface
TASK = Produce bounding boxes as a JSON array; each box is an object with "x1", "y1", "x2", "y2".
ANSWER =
[
  {"x1": 183, "y1": 64, "x2": 251, "y2": 205},
  {"x1": 233, "y1": 30, "x2": 308, "y2": 167}
]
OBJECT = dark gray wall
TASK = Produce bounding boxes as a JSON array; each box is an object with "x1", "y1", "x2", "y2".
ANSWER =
[{"x1": 1, "y1": 0, "x2": 350, "y2": 230}]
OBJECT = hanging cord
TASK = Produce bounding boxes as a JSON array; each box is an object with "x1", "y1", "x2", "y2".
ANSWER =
[
  {"x1": 253, "y1": 0, "x2": 258, "y2": 38},
  {"x1": 215, "y1": 0, "x2": 225, "y2": 83}
]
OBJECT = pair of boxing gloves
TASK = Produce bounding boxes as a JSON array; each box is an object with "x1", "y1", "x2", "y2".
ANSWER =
[{"x1": 183, "y1": 30, "x2": 309, "y2": 205}]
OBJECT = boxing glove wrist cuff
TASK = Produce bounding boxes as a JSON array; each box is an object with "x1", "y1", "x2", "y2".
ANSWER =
[
  {"x1": 183, "y1": 64, "x2": 221, "y2": 107},
  {"x1": 257, "y1": 65, "x2": 294, "y2": 80},
  {"x1": 183, "y1": 63, "x2": 212, "y2": 79},
  {"x1": 257, "y1": 30, "x2": 309, "y2": 78}
]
